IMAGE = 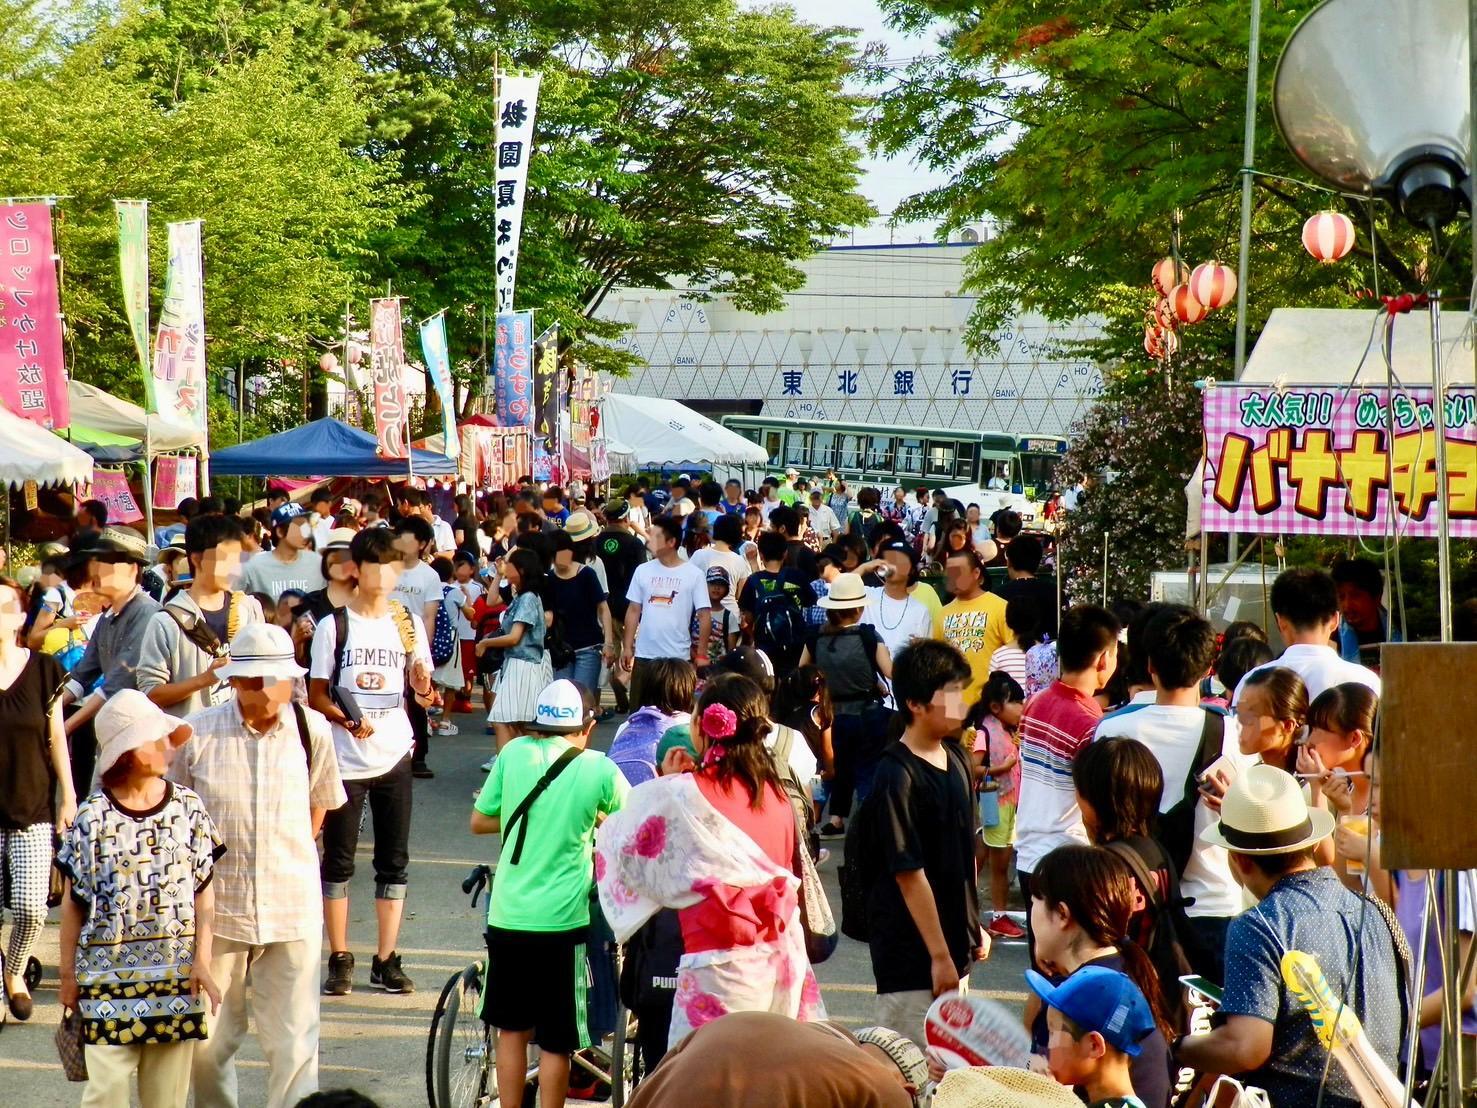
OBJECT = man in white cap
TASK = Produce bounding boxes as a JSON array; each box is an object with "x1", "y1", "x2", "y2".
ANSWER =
[
  {"x1": 471, "y1": 679, "x2": 628, "y2": 1108},
  {"x1": 174, "y1": 623, "x2": 345, "y2": 1108},
  {"x1": 137, "y1": 513, "x2": 265, "y2": 718},
  {"x1": 1176, "y1": 764, "x2": 1406, "y2": 1108}
]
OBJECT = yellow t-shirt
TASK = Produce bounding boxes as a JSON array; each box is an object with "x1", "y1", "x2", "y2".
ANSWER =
[
  {"x1": 909, "y1": 582, "x2": 943, "y2": 620},
  {"x1": 934, "y1": 591, "x2": 1011, "y2": 702}
]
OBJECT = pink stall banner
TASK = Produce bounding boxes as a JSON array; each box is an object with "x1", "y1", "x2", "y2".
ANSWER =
[{"x1": 0, "y1": 203, "x2": 69, "y2": 428}]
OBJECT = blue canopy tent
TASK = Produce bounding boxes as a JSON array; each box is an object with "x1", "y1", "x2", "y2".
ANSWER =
[{"x1": 211, "y1": 418, "x2": 458, "y2": 477}]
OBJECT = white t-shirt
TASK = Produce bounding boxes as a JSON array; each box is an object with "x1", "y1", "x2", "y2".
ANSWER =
[
  {"x1": 1094, "y1": 703, "x2": 1255, "y2": 918},
  {"x1": 448, "y1": 580, "x2": 485, "y2": 640},
  {"x1": 765, "y1": 723, "x2": 818, "y2": 785},
  {"x1": 862, "y1": 587, "x2": 935, "y2": 661},
  {"x1": 689, "y1": 546, "x2": 749, "y2": 619},
  {"x1": 393, "y1": 561, "x2": 443, "y2": 622},
  {"x1": 988, "y1": 644, "x2": 1028, "y2": 689},
  {"x1": 627, "y1": 560, "x2": 709, "y2": 660},
  {"x1": 309, "y1": 606, "x2": 432, "y2": 779},
  {"x1": 309, "y1": 512, "x2": 335, "y2": 550},
  {"x1": 1234, "y1": 643, "x2": 1381, "y2": 704},
  {"x1": 431, "y1": 517, "x2": 457, "y2": 555},
  {"x1": 239, "y1": 548, "x2": 326, "y2": 602},
  {"x1": 808, "y1": 504, "x2": 841, "y2": 540}
]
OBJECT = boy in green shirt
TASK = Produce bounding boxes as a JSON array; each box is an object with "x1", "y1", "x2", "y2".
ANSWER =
[{"x1": 471, "y1": 679, "x2": 628, "y2": 1108}]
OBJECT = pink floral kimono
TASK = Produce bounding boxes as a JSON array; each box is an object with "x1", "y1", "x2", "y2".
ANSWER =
[{"x1": 595, "y1": 773, "x2": 826, "y2": 1046}]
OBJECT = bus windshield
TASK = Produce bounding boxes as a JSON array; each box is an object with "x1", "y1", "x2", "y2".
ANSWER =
[{"x1": 1019, "y1": 452, "x2": 1060, "y2": 493}]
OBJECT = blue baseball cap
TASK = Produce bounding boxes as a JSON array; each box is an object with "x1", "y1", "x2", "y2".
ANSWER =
[
  {"x1": 1025, "y1": 966, "x2": 1156, "y2": 1056},
  {"x1": 270, "y1": 502, "x2": 307, "y2": 531}
]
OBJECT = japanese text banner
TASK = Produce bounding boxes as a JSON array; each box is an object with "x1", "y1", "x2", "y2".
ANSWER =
[
  {"x1": 532, "y1": 323, "x2": 559, "y2": 481},
  {"x1": 0, "y1": 203, "x2": 68, "y2": 428},
  {"x1": 493, "y1": 311, "x2": 533, "y2": 429},
  {"x1": 151, "y1": 220, "x2": 207, "y2": 428},
  {"x1": 369, "y1": 298, "x2": 409, "y2": 460},
  {"x1": 1201, "y1": 384, "x2": 1477, "y2": 538},
  {"x1": 494, "y1": 73, "x2": 540, "y2": 314},
  {"x1": 419, "y1": 313, "x2": 458, "y2": 459},
  {"x1": 115, "y1": 200, "x2": 150, "y2": 387}
]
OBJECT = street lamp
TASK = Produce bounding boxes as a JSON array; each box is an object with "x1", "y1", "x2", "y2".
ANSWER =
[{"x1": 1273, "y1": 0, "x2": 1471, "y2": 227}]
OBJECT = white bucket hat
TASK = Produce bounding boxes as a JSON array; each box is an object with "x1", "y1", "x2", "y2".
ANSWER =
[
  {"x1": 818, "y1": 571, "x2": 868, "y2": 610},
  {"x1": 216, "y1": 623, "x2": 307, "y2": 681},
  {"x1": 1200, "y1": 763, "x2": 1336, "y2": 855},
  {"x1": 95, "y1": 690, "x2": 192, "y2": 777}
]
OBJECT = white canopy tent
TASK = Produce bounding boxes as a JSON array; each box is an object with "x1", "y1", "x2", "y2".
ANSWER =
[
  {"x1": 68, "y1": 380, "x2": 203, "y2": 453},
  {"x1": 597, "y1": 394, "x2": 768, "y2": 473},
  {"x1": 1240, "y1": 307, "x2": 1464, "y2": 385},
  {"x1": 0, "y1": 406, "x2": 93, "y2": 489}
]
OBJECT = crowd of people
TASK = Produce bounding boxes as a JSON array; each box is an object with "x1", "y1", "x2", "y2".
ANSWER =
[{"x1": 0, "y1": 467, "x2": 1454, "y2": 1108}]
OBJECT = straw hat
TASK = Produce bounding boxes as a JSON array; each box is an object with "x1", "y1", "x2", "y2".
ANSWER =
[
  {"x1": 95, "y1": 690, "x2": 192, "y2": 777},
  {"x1": 818, "y1": 571, "x2": 868, "y2": 609},
  {"x1": 77, "y1": 525, "x2": 151, "y2": 566},
  {"x1": 216, "y1": 623, "x2": 307, "y2": 682},
  {"x1": 563, "y1": 510, "x2": 599, "y2": 543},
  {"x1": 853, "y1": 1027, "x2": 929, "y2": 1090},
  {"x1": 1200, "y1": 763, "x2": 1335, "y2": 855},
  {"x1": 932, "y1": 1067, "x2": 1082, "y2": 1108},
  {"x1": 321, "y1": 527, "x2": 357, "y2": 552}
]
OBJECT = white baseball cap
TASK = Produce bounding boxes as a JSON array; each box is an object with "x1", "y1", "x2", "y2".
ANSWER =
[
  {"x1": 95, "y1": 690, "x2": 192, "y2": 777},
  {"x1": 216, "y1": 623, "x2": 307, "y2": 681},
  {"x1": 532, "y1": 679, "x2": 591, "y2": 733}
]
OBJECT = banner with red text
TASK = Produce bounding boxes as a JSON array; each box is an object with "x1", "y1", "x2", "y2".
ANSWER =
[
  {"x1": 1201, "y1": 383, "x2": 1477, "y2": 537},
  {"x1": 0, "y1": 203, "x2": 69, "y2": 428},
  {"x1": 153, "y1": 454, "x2": 198, "y2": 509},
  {"x1": 493, "y1": 311, "x2": 533, "y2": 428},
  {"x1": 85, "y1": 468, "x2": 144, "y2": 524},
  {"x1": 370, "y1": 297, "x2": 409, "y2": 460},
  {"x1": 150, "y1": 220, "x2": 207, "y2": 429}
]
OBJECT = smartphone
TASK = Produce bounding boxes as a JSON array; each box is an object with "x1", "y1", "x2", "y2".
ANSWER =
[
  {"x1": 1198, "y1": 753, "x2": 1239, "y2": 791},
  {"x1": 1179, "y1": 974, "x2": 1224, "y2": 1007}
]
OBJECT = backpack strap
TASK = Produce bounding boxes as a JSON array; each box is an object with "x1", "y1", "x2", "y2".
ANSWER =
[
  {"x1": 502, "y1": 746, "x2": 584, "y2": 865},
  {"x1": 331, "y1": 608, "x2": 349, "y2": 691},
  {"x1": 292, "y1": 701, "x2": 313, "y2": 773},
  {"x1": 771, "y1": 724, "x2": 796, "y2": 780},
  {"x1": 226, "y1": 591, "x2": 246, "y2": 643},
  {"x1": 1183, "y1": 708, "x2": 1225, "y2": 804},
  {"x1": 1359, "y1": 888, "x2": 1413, "y2": 1056},
  {"x1": 1106, "y1": 839, "x2": 1167, "y2": 912}
]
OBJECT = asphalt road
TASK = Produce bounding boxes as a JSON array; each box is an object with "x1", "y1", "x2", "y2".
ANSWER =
[{"x1": 0, "y1": 706, "x2": 1030, "y2": 1106}]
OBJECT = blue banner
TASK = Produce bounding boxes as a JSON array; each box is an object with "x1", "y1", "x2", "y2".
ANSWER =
[
  {"x1": 419, "y1": 313, "x2": 458, "y2": 458},
  {"x1": 492, "y1": 311, "x2": 533, "y2": 427}
]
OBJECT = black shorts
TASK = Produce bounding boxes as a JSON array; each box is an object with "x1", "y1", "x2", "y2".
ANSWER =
[{"x1": 483, "y1": 926, "x2": 591, "y2": 1054}]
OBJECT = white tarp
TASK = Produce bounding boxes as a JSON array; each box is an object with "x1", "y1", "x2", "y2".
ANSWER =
[
  {"x1": 0, "y1": 405, "x2": 93, "y2": 488},
  {"x1": 1240, "y1": 307, "x2": 1476, "y2": 385},
  {"x1": 598, "y1": 393, "x2": 768, "y2": 468},
  {"x1": 68, "y1": 379, "x2": 203, "y2": 453}
]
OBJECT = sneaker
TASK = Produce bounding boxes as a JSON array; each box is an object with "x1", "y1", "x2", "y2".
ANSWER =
[
  {"x1": 323, "y1": 951, "x2": 354, "y2": 996},
  {"x1": 480, "y1": 756, "x2": 496, "y2": 772},
  {"x1": 817, "y1": 821, "x2": 846, "y2": 839},
  {"x1": 597, "y1": 708, "x2": 616, "y2": 723},
  {"x1": 986, "y1": 914, "x2": 1026, "y2": 941},
  {"x1": 370, "y1": 951, "x2": 415, "y2": 994},
  {"x1": 434, "y1": 722, "x2": 460, "y2": 736},
  {"x1": 412, "y1": 762, "x2": 435, "y2": 779}
]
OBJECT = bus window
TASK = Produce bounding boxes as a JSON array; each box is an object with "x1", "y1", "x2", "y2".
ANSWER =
[
  {"x1": 763, "y1": 431, "x2": 782, "y2": 466},
  {"x1": 814, "y1": 431, "x2": 836, "y2": 469},
  {"x1": 785, "y1": 430, "x2": 812, "y2": 467},
  {"x1": 980, "y1": 456, "x2": 1012, "y2": 489},
  {"x1": 897, "y1": 437, "x2": 923, "y2": 476},
  {"x1": 954, "y1": 440, "x2": 977, "y2": 481},
  {"x1": 867, "y1": 435, "x2": 894, "y2": 473},
  {"x1": 925, "y1": 440, "x2": 957, "y2": 478},
  {"x1": 1019, "y1": 452, "x2": 1060, "y2": 493},
  {"x1": 838, "y1": 434, "x2": 863, "y2": 470}
]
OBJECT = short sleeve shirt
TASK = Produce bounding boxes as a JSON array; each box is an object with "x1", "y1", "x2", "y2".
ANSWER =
[
  {"x1": 628, "y1": 560, "x2": 708, "y2": 660},
  {"x1": 475, "y1": 737, "x2": 628, "y2": 931},
  {"x1": 1221, "y1": 868, "x2": 1403, "y2": 1108}
]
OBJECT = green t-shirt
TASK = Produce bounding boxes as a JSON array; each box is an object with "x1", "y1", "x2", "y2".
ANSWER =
[
  {"x1": 776, "y1": 485, "x2": 801, "y2": 506},
  {"x1": 475, "y1": 736, "x2": 628, "y2": 932},
  {"x1": 1088, "y1": 1097, "x2": 1146, "y2": 1108}
]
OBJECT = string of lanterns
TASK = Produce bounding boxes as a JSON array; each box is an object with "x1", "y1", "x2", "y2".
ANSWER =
[{"x1": 1142, "y1": 209, "x2": 1357, "y2": 364}]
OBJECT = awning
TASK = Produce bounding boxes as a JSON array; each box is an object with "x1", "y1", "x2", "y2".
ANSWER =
[
  {"x1": 598, "y1": 393, "x2": 768, "y2": 469},
  {"x1": 210, "y1": 418, "x2": 459, "y2": 477},
  {"x1": 68, "y1": 380, "x2": 203, "y2": 453},
  {"x1": 0, "y1": 405, "x2": 94, "y2": 489}
]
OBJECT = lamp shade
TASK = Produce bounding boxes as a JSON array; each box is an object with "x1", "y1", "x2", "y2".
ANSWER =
[{"x1": 1273, "y1": 0, "x2": 1471, "y2": 226}]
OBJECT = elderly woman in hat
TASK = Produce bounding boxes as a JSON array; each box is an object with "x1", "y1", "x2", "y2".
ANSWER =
[{"x1": 56, "y1": 690, "x2": 223, "y2": 1108}]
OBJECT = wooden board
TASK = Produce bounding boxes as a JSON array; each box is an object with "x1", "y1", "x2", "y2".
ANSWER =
[{"x1": 1379, "y1": 643, "x2": 1477, "y2": 870}]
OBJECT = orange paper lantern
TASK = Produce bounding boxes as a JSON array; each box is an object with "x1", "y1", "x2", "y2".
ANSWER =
[
  {"x1": 1170, "y1": 284, "x2": 1209, "y2": 325},
  {"x1": 1302, "y1": 211, "x2": 1356, "y2": 263},
  {"x1": 1151, "y1": 256, "x2": 1189, "y2": 296},
  {"x1": 1189, "y1": 261, "x2": 1237, "y2": 310}
]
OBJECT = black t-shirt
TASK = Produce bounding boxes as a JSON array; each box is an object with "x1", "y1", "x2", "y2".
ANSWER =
[
  {"x1": 199, "y1": 601, "x2": 230, "y2": 646},
  {"x1": 300, "y1": 588, "x2": 339, "y2": 624},
  {"x1": 545, "y1": 565, "x2": 607, "y2": 649},
  {"x1": 453, "y1": 513, "x2": 479, "y2": 562},
  {"x1": 0, "y1": 651, "x2": 64, "y2": 829},
  {"x1": 994, "y1": 573, "x2": 1058, "y2": 618},
  {"x1": 783, "y1": 540, "x2": 819, "y2": 585},
  {"x1": 595, "y1": 529, "x2": 646, "y2": 621},
  {"x1": 866, "y1": 740, "x2": 981, "y2": 994}
]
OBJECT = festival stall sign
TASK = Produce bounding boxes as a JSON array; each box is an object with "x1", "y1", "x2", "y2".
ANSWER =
[
  {"x1": 494, "y1": 73, "x2": 540, "y2": 314},
  {"x1": 115, "y1": 200, "x2": 151, "y2": 387},
  {"x1": 1201, "y1": 383, "x2": 1477, "y2": 537},
  {"x1": 532, "y1": 323, "x2": 559, "y2": 481},
  {"x1": 493, "y1": 311, "x2": 533, "y2": 429},
  {"x1": 0, "y1": 203, "x2": 69, "y2": 428},
  {"x1": 153, "y1": 454, "x2": 198, "y2": 509},
  {"x1": 370, "y1": 297, "x2": 409, "y2": 460},
  {"x1": 150, "y1": 221, "x2": 207, "y2": 430},
  {"x1": 565, "y1": 360, "x2": 595, "y2": 479},
  {"x1": 78, "y1": 467, "x2": 144, "y2": 524}
]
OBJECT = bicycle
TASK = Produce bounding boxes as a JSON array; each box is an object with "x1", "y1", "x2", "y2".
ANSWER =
[{"x1": 426, "y1": 864, "x2": 643, "y2": 1107}]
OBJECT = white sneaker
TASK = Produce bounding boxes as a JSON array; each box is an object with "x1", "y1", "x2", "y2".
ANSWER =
[{"x1": 480, "y1": 757, "x2": 496, "y2": 772}]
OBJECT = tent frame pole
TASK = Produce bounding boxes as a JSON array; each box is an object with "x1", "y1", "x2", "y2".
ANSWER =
[{"x1": 142, "y1": 426, "x2": 155, "y2": 544}]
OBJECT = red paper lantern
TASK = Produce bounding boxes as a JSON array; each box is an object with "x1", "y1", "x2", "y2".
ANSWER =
[
  {"x1": 1151, "y1": 256, "x2": 1188, "y2": 296},
  {"x1": 1144, "y1": 323, "x2": 1163, "y2": 358},
  {"x1": 1160, "y1": 329, "x2": 1180, "y2": 358},
  {"x1": 1170, "y1": 284, "x2": 1209, "y2": 325},
  {"x1": 1302, "y1": 211, "x2": 1356, "y2": 263},
  {"x1": 1189, "y1": 261, "x2": 1237, "y2": 310},
  {"x1": 319, "y1": 351, "x2": 339, "y2": 374},
  {"x1": 1155, "y1": 297, "x2": 1179, "y2": 332}
]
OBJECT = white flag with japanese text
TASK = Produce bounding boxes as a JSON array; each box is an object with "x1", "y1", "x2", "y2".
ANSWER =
[
  {"x1": 494, "y1": 73, "x2": 540, "y2": 314},
  {"x1": 150, "y1": 220, "x2": 207, "y2": 429}
]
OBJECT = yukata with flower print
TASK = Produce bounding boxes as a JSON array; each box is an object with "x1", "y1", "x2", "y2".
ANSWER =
[{"x1": 596, "y1": 772, "x2": 825, "y2": 1047}]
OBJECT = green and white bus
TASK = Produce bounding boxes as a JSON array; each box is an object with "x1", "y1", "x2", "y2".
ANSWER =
[{"x1": 718, "y1": 415, "x2": 1068, "y2": 523}]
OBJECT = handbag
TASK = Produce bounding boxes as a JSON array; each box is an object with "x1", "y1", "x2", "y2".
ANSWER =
[
  {"x1": 55, "y1": 1008, "x2": 87, "y2": 1081},
  {"x1": 792, "y1": 809, "x2": 837, "y2": 964},
  {"x1": 978, "y1": 781, "x2": 1001, "y2": 829}
]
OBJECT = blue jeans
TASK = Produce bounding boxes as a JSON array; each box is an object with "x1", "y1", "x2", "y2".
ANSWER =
[{"x1": 554, "y1": 645, "x2": 603, "y2": 696}]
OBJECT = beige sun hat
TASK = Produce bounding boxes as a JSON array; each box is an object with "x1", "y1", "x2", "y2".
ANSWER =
[
  {"x1": 932, "y1": 1066, "x2": 1083, "y2": 1108},
  {"x1": 1200, "y1": 762, "x2": 1336, "y2": 855},
  {"x1": 818, "y1": 571, "x2": 868, "y2": 609},
  {"x1": 321, "y1": 527, "x2": 357, "y2": 552},
  {"x1": 216, "y1": 623, "x2": 306, "y2": 682},
  {"x1": 95, "y1": 690, "x2": 192, "y2": 777},
  {"x1": 563, "y1": 510, "x2": 599, "y2": 543}
]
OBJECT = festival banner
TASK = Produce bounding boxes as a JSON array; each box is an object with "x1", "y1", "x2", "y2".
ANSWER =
[
  {"x1": 493, "y1": 310, "x2": 533, "y2": 428},
  {"x1": 532, "y1": 324, "x2": 559, "y2": 480},
  {"x1": 115, "y1": 200, "x2": 151, "y2": 384},
  {"x1": 419, "y1": 312, "x2": 458, "y2": 459},
  {"x1": 494, "y1": 73, "x2": 541, "y2": 314},
  {"x1": 90, "y1": 468, "x2": 144, "y2": 524},
  {"x1": 459, "y1": 425, "x2": 477, "y2": 485},
  {"x1": 369, "y1": 297, "x2": 409, "y2": 460},
  {"x1": 1201, "y1": 383, "x2": 1477, "y2": 538},
  {"x1": 0, "y1": 202, "x2": 69, "y2": 428},
  {"x1": 153, "y1": 454, "x2": 198, "y2": 509},
  {"x1": 150, "y1": 220, "x2": 207, "y2": 428}
]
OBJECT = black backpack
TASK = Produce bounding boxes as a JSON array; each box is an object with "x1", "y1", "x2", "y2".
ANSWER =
[
  {"x1": 752, "y1": 580, "x2": 806, "y2": 654},
  {"x1": 1105, "y1": 838, "x2": 1195, "y2": 1032},
  {"x1": 1157, "y1": 709, "x2": 1226, "y2": 877}
]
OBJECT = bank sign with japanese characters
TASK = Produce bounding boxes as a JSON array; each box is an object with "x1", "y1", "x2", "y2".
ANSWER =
[{"x1": 1201, "y1": 384, "x2": 1477, "y2": 537}]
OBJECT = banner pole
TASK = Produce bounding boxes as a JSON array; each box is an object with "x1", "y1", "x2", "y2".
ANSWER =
[{"x1": 142, "y1": 425, "x2": 156, "y2": 545}]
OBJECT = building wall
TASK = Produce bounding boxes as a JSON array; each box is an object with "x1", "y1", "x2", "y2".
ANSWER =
[{"x1": 599, "y1": 242, "x2": 1105, "y2": 437}]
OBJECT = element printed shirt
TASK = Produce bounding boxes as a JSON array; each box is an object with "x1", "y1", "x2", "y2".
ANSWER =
[
  {"x1": 56, "y1": 782, "x2": 224, "y2": 1045},
  {"x1": 309, "y1": 607, "x2": 431, "y2": 779}
]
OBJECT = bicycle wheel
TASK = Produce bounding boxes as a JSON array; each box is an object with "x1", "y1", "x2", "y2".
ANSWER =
[
  {"x1": 431, "y1": 962, "x2": 495, "y2": 1108},
  {"x1": 611, "y1": 1002, "x2": 640, "y2": 1108}
]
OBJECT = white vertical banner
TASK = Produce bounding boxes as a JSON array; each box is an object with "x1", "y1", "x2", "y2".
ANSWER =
[
  {"x1": 151, "y1": 220, "x2": 207, "y2": 429},
  {"x1": 494, "y1": 73, "x2": 541, "y2": 314}
]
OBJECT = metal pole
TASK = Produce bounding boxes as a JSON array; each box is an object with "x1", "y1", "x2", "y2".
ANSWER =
[
  {"x1": 142, "y1": 426, "x2": 156, "y2": 545},
  {"x1": 236, "y1": 363, "x2": 244, "y2": 503},
  {"x1": 1101, "y1": 531, "x2": 1108, "y2": 607},
  {"x1": 1228, "y1": 0, "x2": 1262, "y2": 567},
  {"x1": 1431, "y1": 293, "x2": 1453, "y2": 642}
]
